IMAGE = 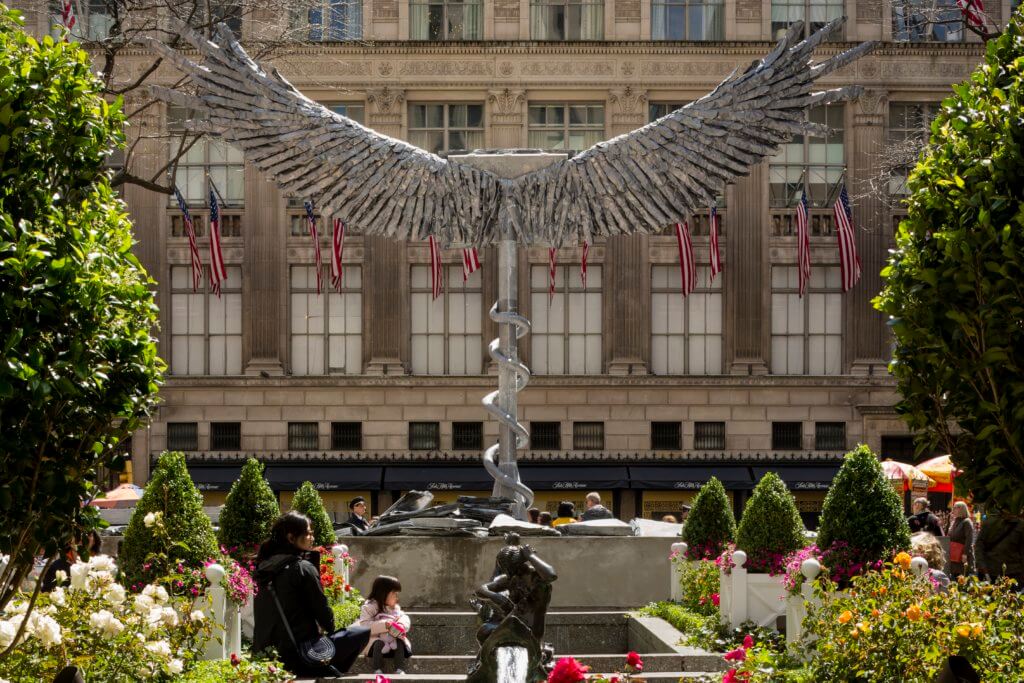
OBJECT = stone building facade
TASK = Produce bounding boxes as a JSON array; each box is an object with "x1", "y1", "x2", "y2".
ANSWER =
[{"x1": 18, "y1": 0, "x2": 1001, "y2": 523}]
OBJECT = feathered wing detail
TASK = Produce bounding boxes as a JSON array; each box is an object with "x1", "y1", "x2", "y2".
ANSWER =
[
  {"x1": 512, "y1": 18, "x2": 877, "y2": 246},
  {"x1": 143, "y1": 24, "x2": 500, "y2": 246}
]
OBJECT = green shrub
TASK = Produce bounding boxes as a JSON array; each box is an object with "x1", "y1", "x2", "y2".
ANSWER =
[
  {"x1": 682, "y1": 477, "x2": 736, "y2": 559},
  {"x1": 119, "y1": 451, "x2": 218, "y2": 585},
  {"x1": 816, "y1": 444, "x2": 911, "y2": 566},
  {"x1": 179, "y1": 657, "x2": 291, "y2": 682},
  {"x1": 736, "y1": 472, "x2": 805, "y2": 573},
  {"x1": 678, "y1": 559, "x2": 720, "y2": 616},
  {"x1": 218, "y1": 458, "x2": 279, "y2": 558},
  {"x1": 290, "y1": 481, "x2": 335, "y2": 546},
  {"x1": 636, "y1": 602, "x2": 783, "y2": 655}
]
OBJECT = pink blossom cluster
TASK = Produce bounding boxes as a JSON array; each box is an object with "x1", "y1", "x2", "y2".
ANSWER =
[
  {"x1": 684, "y1": 541, "x2": 727, "y2": 561},
  {"x1": 721, "y1": 635, "x2": 755, "y2": 682}
]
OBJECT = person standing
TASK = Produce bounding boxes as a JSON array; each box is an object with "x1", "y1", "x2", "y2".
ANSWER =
[
  {"x1": 907, "y1": 497, "x2": 944, "y2": 536},
  {"x1": 975, "y1": 511, "x2": 1024, "y2": 589},
  {"x1": 947, "y1": 501, "x2": 975, "y2": 578},
  {"x1": 345, "y1": 497, "x2": 370, "y2": 534},
  {"x1": 579, "y1": 492, "x2": 614, "y2": 521}
]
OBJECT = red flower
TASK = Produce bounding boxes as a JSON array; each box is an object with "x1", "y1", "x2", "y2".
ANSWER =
[
  {"x1": 722, "y1": 669, "x2": 737, "y2": 683},
  {"x1": 625, "y1": 651, "x2": 643, "y2": 671},
  {"x1": 742, "y1": 634, "x2": 754, "y2": 650},
  {"x1": 229, "y1": 653, "x2": 241, "y2": 667},
  {"x1": 723, "y1": 647, "x2": 747, "y2": 662},
  {"x1": 547, "y1": 657, "x2": 590, "y2": 683}
]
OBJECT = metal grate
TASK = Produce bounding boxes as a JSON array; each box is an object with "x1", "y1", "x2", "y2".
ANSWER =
[
  {"x1": 409, "y1": 422, "x2": 440, "y2": 450},
  {"x1": 694, "y1": 422, "x2": 726, "y2": 450},
  {"x1": 815, "y1": 422, "x2": 846, "y2": 451},
  {"x1": 331, "y1": 422, "x2": 362, "y2": 450},
  {"x1": 573, "y1": 422, "x2": 604, "y2": 450},
  {"x1": 772, "y1": 422, "x2": 803, "y2": 450},
  {"x1": 210, "y1": 422, "x2": 241, "y2": 450},
  {"x1": 881, "y1": 435, "x2": 916, "y2": 460},
  {"x1": 651, "y1": 421, "x2": 682, "y2": 451},
  {"x1": 288, "y1": 422, "x2": 319, "y2": 451},
  {"x1": 453, "y1": 422, "x2": 484, "y2": 451},
  {"x1": 530, "y1": 422, "x2": 561, "y2": 450},
  {"x1": 167, "y1": 422, "x2": 198, "y2": 452}
]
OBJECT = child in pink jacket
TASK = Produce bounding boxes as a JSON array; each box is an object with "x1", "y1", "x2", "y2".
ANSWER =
[{"x1": 357, "y1": 575, "x2": 412, "y2": 674}]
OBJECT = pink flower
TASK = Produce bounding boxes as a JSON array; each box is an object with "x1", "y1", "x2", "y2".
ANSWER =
[
  {"x1": 373, "y1": 676, "x2": 391, "y2": 683},
  {"x1": 625, "y1": 651, "x2": 643, "y2": 671},
  {"x1": 547, "y1": 657, "x2": 589, "y2": 683},
  {"x1": 711, "y1": 593, "x2": 720, "y2": 607},
  {"x1": 722, "y1": 669, "x2": 738, "y2": 683},
  {"x1": 742, "y1": 634, "x2": 754, "y2": 650},
  {"x1": 723, "y1": 647, "x2": 747, "y2": 662}
]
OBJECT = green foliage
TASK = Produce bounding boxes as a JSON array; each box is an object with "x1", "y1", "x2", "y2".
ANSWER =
[
  {"x1": 636, "y1": 602, "x2": 784, "y2": 656},
  {"x1": 736, "y1": 472, "x2": 806, "y2": 573},
  {"x1": 874, "y1": 6, "x2": 1024, "y2": 514},
  {"x1": 179, "y1": 656, "x2": 291, "y2": 683},
  {"x1": 816, "y1": 445, "x2": 911, "y2": 567},
  {"x1": 290, "y1": 482, "x2": 334, "y2": 546},
  {"x1": 119, "y1": 452, "x2": 218, "y2": 585},
  {"x1": 682, "y1": 477, "x2": 736, "y2": 559},
  {"x1": 0, "y1": 3, "x2": 162, "y2": 605},
  {"x1": 331, "y1": 592, "x2": 363, "y2": 628},
  {"x1": 218, "y1": 458, "x2": 280, "y2": 558},
  {"x1": 677, "y1": 559, "x2": 720, "y2": 616}
]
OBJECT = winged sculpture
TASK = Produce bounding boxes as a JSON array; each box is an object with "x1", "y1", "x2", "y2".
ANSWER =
[{"x1": 146, "y1": 20, "x2": 875, "y2": 248}]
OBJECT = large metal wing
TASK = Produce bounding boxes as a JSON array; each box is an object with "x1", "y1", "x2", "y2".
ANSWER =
[
  {"x1": 144, "y1": 25, "x2": 500, "y2": 246},
  {"x1": 510, "y1": 18, "x2": 877, "y2": 246}
]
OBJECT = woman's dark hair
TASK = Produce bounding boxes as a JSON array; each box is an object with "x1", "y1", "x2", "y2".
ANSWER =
[
  {"x1": 527, "y1": 507, "x2": 540, "y2": 524},
  {"x1": 256, "y1": 511, "x2": 312, "y2": 563},
  {"x1": 367, "y1": 575, "x2": 402, "y2": 609},
  {"x1": 538, "y1": 511, "x2": 552, "y2": 526},
  {"x1": 556, "y1": 501, "x2": 575, "y2": 518}
]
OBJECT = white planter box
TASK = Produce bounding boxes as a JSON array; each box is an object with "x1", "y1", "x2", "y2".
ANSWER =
[{"x1": 719, "y1": 550, "x2": 789, "y2": 630}]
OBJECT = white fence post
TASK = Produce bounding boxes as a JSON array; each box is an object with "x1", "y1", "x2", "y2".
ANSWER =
[
  {"x1": 786, "y1": 558, "x2": 821, "y2": 646},
  {"x1": 727, "y1": 550, "x2": 748, "y2": 627},
  {"x1": 332, "y1": 544, "x2": 350, "y2": 585},
  {"x1": 670, "y1": 543, "x2": 686, "y2": 601},
  {"x1": 203, "y1": 563, "x2": 226, "y2": 661}
]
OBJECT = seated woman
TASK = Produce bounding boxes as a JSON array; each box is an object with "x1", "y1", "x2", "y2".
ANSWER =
[
  {"x1": 552, "y1": 501, "x2": 576, "y2": 527},
  {"x1": 911, "y1": 532, "x2": 950, "y2": 593},
  {"x1": 252, "y1": 511, "x2": 380, "y2": 677},
  {"x1": 358, "y1": 575, "x2": 412, "y2": 674}
]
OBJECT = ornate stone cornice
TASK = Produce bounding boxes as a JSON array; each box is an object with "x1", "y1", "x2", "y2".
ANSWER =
[
  {"x1": 608, "y1": 86, "x2": 648, "y2": 125},
  {"x1": 366, "y1": 86, "x2": 405, "y2": 115},
  {"x1": 854, "y1": 88, "x2": 886, "y2": 126},
  {"x1": 486, "y1": 88, "x2": 526, "y2": 124}
]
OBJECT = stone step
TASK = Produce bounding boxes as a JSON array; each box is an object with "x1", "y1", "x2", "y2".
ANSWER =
[{"x1": 351, "y1": 653, "x2": 701, "y2": 674}]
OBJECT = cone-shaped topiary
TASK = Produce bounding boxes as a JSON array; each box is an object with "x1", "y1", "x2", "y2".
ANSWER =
[
  {"x1": 736, "y1": 472, "x2": 806, "y2": 573},
  {"x1": 218, "y1": 458, "x2": 280, "y2": 558},
  {"x1": 817, "y1": 444, "x2": 911, "y2": 566},
  {"x1": 290, "y1": 481, "x2": 335, "y2": 546},
  {"x1": 682, "y1": 476, "x2": 736, "y2": 559},
  {"x1": 119, "y1": 451, "x2": 218, "y2": 585}
]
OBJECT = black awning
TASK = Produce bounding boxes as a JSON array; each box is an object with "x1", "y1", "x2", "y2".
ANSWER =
[
  {"x1": 267, "y1": 465, "x2": 383, "y2": 491},
  {"x1": 519, "y1": 466, "x2": 630, "y2": 490},
  {"x1": 628, "y1": 465, "x2": 755, "y2": 490},
  {"x1": 752, "y1": 465, "x2": 840, "y2": 491},
  {"x1": 382, "y1": 466, "x2": 494, "y2": 492},
  {"x1": 187, "y1": 465, "x2": 242, "y2": 492}
]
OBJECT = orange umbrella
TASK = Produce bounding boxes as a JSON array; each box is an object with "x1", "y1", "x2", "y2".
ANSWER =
[
  {"x1": 917, "y1": 454, "x2": 959, "y2": 493},
  {"x1": 881, "y1": 459, "x2": 936, "y2": 492},
  {"x1": 89, "y1": 483, "x2": 144, "y2": 509}
]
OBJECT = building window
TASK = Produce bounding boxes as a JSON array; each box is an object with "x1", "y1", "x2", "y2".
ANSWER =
[
  {"x1": 167, "y1": 423, "x2": 199, "y2": 452},
  {"x1": 168, "y1": 106, "x2": 245, "y2": 206},
  {"x1": 573, "y1": 422, "x2": 604, "y2": 450},
  {"x1": 528, "y1": 104, "x2": 605, "y2": 151},
  {"x1": 292, "y1": 0, "x2": 363, "y2": 40},
  {"x1": 652, "y1": 0, "x2": 723, "y2": 39},
  {"x1": 410, "y1": 0, "x2": 482, "y2": 39},
  {"x1": 651, "y1": 422, "x2": 682, "y2": 451},
  {"x1": 651, "y1": 265, "x2": 722, "y2": 375},
  {"x1": 881, "y1": 435, "x2": 916, "y2": 460},
  {"x1": 212, "y1": 2, "x2": 243, "y2": 35},
  {"x1": 770, "y1": 0, "x2": 844, "y2": 39},
  {"x1": 332, "y1": 422, "x2": 362, "y2": 450},
  {"x1": 815, "y1": 422, "x2": 846, "y2": 450},
  {"x1": 531, "y1": 422, "x2": 561, "y2": 450},
  {"x1": 530, "y1": 0, "x2": 604, "y2": 39},
  {"x1": 210, "y1": 422, "x2": 242, "y2": 451},
  {"x1": 170, "y1": 265, "x2": 242, "y2": 376},
  {"x1": 289, "y1": 422, "x2": 319, "y2": 451},
  {"x1": 290, "y1": 265, "x2": 362, "y2": 375},
  {"x1": 408, "y1": 104, "x2": 485, "y2": 154},
  {"x1": 530, "y1": 264, "x2": 602, "y2": 374},
  {"x1": 770, "y1": 265, "x2": 843, "y2": 375},
  {"x1": 410, "y1": 264, "x2": 483, "y2": 375},
  {"x1": 49, "y1": 0, "x2": 117, "y2": 40},
  {"x1": 329, "y1": 103, "x2": 366, "y2": 124},
  {"x1": 887, "y1": 102, "x2": 939, "y2": 197},
  {"x1": 453, "y1": 422, "x2": 484, "y2": 450},
  {"x1": 694, "y1": 421, "x2": 726, "y2": 450},
  {"x1": 649, "y1": 102, "x2": 686, "y2": 122},
  {"x1": 769, "y1": 104, "x2": 844, "y2": 213},
  {"x1": 409, "y1": 422, "x2": 440, "y2": 450},
  {"x1": 772, "y1": 422, "x2": 803, "y2": 450},
  {"x1": 891, "y1": 0, "x2": 965, "y2": 41}
]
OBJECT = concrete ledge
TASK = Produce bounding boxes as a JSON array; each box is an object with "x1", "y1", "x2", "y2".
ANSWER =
[{"x1": 628, "y1": 616, "x2": 727, "y2": 673}]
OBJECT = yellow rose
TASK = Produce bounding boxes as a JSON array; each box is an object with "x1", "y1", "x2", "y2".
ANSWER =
[
  {"x1": 894, "y1": 552, "x2": 912, "y2": 570},
  {"x1": 838, "y1": 610, "x2": 853, "y2": 624},
  {"x1": 905, "y1": 605, "x2": 922, "y2": 621},
  {"x1": 858, "y1": 621, "x2": 871, "y2": 633},
  {"x1": 871, "y1": 609, "x2": 881, "y2": 618},
  {"x1": 971, "y1": 623, "x2": 983, "y2": 637},
  {"x1": 956, "y1": 623, "x2": 972, "y2": 638}
]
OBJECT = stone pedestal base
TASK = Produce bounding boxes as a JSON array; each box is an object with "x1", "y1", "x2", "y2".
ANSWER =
[
  {"x1": 366, "y1": 357, "x2": 407, "y2": 376},
  {"x1": 850, "y1": 360, "x2": 891, "y2": 377},
  {"x1": 244, "y1": 358, "x2": 284, "y2": 377},
  {"x1": 607, "y1": 358, "x2": 648, "y2": 376},
  {"x1": 729, "y1": 360, "x2": 769, "y2": 376}
]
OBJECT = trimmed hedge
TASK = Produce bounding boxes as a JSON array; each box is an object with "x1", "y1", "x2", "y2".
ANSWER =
[
  {"x1": 217, "y1": 458, "x2": 279, "y2": 558},
  {"x1": 290, "y1": 481, "x2": 335, "y2": 546},
  {"x1": 736, "y1": 472, "x2": 805, "y2": 573},
  {"x1": 682, "y1": 477, "x2": 736, "y2": 559}
]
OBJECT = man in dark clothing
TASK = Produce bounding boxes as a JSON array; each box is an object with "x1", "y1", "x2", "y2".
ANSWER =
[
  {"x1": 907, "y1": 498, "x2": 944, "y2": 536},
  {"x1": 580, "y1": 492, "x2": 614, "y2": 521},
  {"x1": 344, "y1": 497, "x2": 370, "y2": 534},
  {"x1": 975, "y1": 513, "x2": 1024, "y2": 589}
]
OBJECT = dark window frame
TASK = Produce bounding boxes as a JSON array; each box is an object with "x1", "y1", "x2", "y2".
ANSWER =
[
  {"x1": 331, "y1": 422, "x2": 362, "y2": 450},
  {"x1": 530, "y1": 421, "x2": 561, "y2": 450},
  {"x1": 651, "y1": 421, "x2": 682, "y2": 451},
  {"x1": 814, "y1": 422, "x2": 846, "y2": 451},
  {"x1": 772, "y1": 421, "x2": 803, "y2": 450},
  {"x1": 573, "y1": 422, "x2": 605, "y2": 450},
  {"x1": 409, "y1": 421, "x2": 441, "y2": 450},
  {"x1": 210, "y1": 422, "x2": 241, "y2": 451},
  {"x1": 288, "y1": 422, "x2": 320, "y2": 451},
  {"x1": 694, "y1": 421, "x2": 726, "y2": 450},
  {"x1": 167, "y1": 422, "x2": 199, "y2": 452},
  {"x1": 452, "y1": 421, "x2": 484, "y2": 451}
]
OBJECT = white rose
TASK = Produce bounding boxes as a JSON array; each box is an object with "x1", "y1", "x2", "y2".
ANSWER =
[
  {"x1": 31, "y1": 614, "x2": 62, "y2": 649},
  {"x1": 88, "y1": 610, "x2": 124, "y2": 638},
  {"x1": 0, "y1": 620, "x2": 18, "y2": 648},
  {"x1": 133, "y1": 594, "x2": 154, "y2": 615},
  {"x1": 103, "y1": 583, "x2": 126, "y2": 605},
  {"x1": 143, "y1": 512, "x2": 157, "y2": 528},
  {"x1": 87, "y1": 555, "x2": 117, "y2": 573},
  {"x1": 7, "y1": 601, "x2": 28, "y2": 615},
  {"x1": 69, "y1": 563, "x2": 89, "y2": 591},
  {"x1": 48, "y1": 586, "x2": 66, "y2": 607},
  {"x1": 167, "y1": 659, "x2": 184, "y2": 675},
  {"x1": 53, "y1": 570, "x2": 67, "y2": 586},
  {"x1": 189, "y1": 610, "x2": 205, "y2": 622},
  {"x1": 88, "y1": 569, "x2": 113, "y2": 592},
  {"x1": 160, "y1": 607, "x2": 179, "y2": 628},
  {"x1": 142, "y1": 584, "x2": 169, "y2": 604},
  {"x1": 144, "y1": 639, "x2": 171, "y2": 658}
]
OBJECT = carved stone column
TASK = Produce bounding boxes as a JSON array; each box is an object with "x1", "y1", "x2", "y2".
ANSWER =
[
  {"x1": 727, "y1": 164, "x2": 769, "y2": 375},
  {"x1": 487, "y1": 89, "x2": 526, "y2": 149},
  {"x1": 366, "y1": 87, "x2": 405, "y2": 137},
  {"x1": 606, "y1": 236, "x2": 650, "y2": 374},
  {"x1": 848, "y1": 89, "x2": 890, "y2": 375},
  {"x1": 243, "y1": 168, "x2": 286, "y2": 376},
  {"x1": 124, "y1": 96, "x2": 165, "y2": 289},
  {"x1": 608, "y1": 86, "x2": 648, "y2": 137}
]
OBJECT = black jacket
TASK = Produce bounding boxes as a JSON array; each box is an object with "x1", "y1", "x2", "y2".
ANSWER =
[
  {"x1": 908, "y1": 511, "x2": 943, "y2": 537},
  {"x1": 345, "y1": 514, "x2": 369, "y2": 533},
  {"x1": 580, "y1": 505, "x2": 614, "y2": 521},
  {"x1": 252, "y1": 550, "x2": 334, "y2": 660}
]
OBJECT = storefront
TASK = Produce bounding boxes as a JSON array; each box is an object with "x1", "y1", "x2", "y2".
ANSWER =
[
  {"x1": 629, "y1": 464, "x2": 753, "y2": 520},
  {"x1": 751, "y1": 464, "x2": 841, "y2": 530}
]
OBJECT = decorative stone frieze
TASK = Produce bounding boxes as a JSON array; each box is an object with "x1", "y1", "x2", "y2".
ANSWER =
[
  {"x1": 366, "y1": 87, "x2": 405, "y2": 132},
  {"x1": 608, "y1": 86, "x2": 648, "y2": 128},
  {"x1": 854, "y1": 88, "x2": 885, "y2": 126}
]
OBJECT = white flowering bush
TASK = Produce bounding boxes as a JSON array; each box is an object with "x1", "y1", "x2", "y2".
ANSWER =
[{"x1": 0, "y1": 555, "x2": 209, "y2": 682}]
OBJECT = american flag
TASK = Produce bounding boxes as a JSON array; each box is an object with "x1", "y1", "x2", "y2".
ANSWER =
[
  {"x1": 833, "y1": 184, "x2": 861, "y2": 292},
  {"x1": 208, "y1": 189, "x2": 227, "y2": 296},
  {"x1": 795, "y1": 193, "x2": 811, "y2": 298},
  {"x1": 428, "y1": 235, "x2": 443, "y2": 300},
  {"x1": 174, "y1": 186, "x2": 202, "y2": 292},
  {"x1": 331, "y1": 218, "x2": 345, "y2": 292},
  {"x1": 956, "y1": 0, "x2": 985, "y2": 28},
  {"x1": 580, "y1": 241, "x2": 590, "y2": 288},
  {"x1": 675, "y1": 221, "x2": 697, "y2": 298},
  {"x1": 462, "y1": 247, "x2": 481, "y2": 281},
  {"x1": 548, "y1": 247, "x2": 558, "y2": 301},
  {"x1": 59, "y1": 0, "x2": 76, "y2": 35},
  {"x1": 709, "y1": 205, "x2": 722, "y2": 283},
  {"x1": 304, "y1": 201, "x2": 323, "y2": 295}
]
